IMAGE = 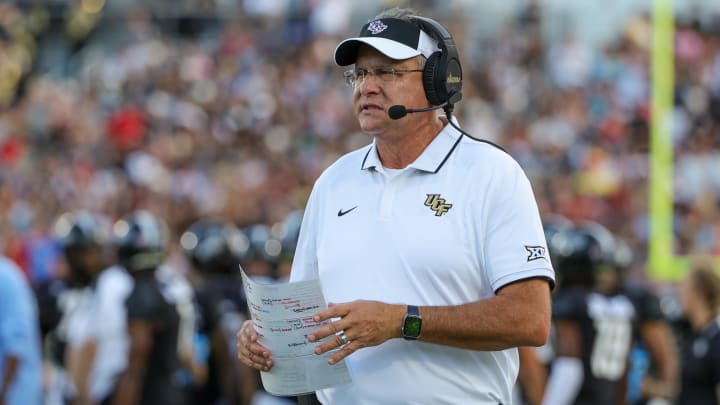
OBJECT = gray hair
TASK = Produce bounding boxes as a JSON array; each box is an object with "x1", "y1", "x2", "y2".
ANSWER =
[{"x1": 371, "y1": 7, "x2": 419, "y2": 21}]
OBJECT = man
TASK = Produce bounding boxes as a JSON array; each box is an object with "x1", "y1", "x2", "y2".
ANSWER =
[
  {"x1": 541, "y1": 221, "x2": 677, "y2": 405},
  {"x1": 0, "y1": 255, "x2": 42, "y2": 405},
  {"x1": 238, "y1": 8, "x2": 554, "y2": 405},
  {"x1": 34, "y1": 217, "x2": 94, "y2": 404},
  {"x1": 541, "y1": 221, "x2": 616, "y2": 405},
  {"x1": 46, "y1": 210, "x2": 120, "y2": 405},
  {"x1": 48, "y1": 210, "x2": 134, "y2": 405},
  {"x1": 180, "y1": 219, "x2": 257, "y2": 405},
  {"x1": 601, "y1": 237, "x2": 677, "y2": 405},
  {"x1": 111, "y1": 211, "x2": 185, "y2": 405}
]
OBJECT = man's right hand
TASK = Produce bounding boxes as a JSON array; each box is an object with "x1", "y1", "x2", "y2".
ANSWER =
[{"x1": 236, "y1": 320, "x2": 274, "y2": 371}]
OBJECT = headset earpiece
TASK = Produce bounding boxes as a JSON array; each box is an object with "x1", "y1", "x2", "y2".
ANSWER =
[
  {"x1": 410, "y1": 16, "x2": 463, "y2": 108},
  {"x1": 422, "y1": 51, "x2": 443, "y2": 106}
]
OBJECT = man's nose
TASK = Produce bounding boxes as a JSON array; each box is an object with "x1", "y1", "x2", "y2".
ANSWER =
[{"x1": 357, "y1": 73, "x2": 381, "y2": 93}]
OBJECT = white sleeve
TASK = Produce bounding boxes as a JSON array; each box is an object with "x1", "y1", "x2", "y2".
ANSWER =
[
  {"x1": 541, "y1": 357, "x2": 584, "y2": 405},
  {"x1": 482, "y1": 158, "x2": 555, "y2": 292}
]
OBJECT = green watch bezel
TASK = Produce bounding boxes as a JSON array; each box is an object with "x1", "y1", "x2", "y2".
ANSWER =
[{"x1": 402, "y1": 305, "x2": 422, "y2": 340}]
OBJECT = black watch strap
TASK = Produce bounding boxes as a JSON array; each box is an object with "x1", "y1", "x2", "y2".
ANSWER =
[{"x1": 407, "y1": 304, "x2": 420, "y2": 317}]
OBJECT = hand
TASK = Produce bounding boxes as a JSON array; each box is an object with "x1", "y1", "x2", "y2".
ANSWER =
[
  {"x1": 307, "y1": 300, "x2": 405, "y2": 365},
  {"x1": 236, "y1": 320, "x2": 273, "y2": 371}
]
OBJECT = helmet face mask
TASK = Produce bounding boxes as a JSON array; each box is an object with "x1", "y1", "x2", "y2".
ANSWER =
[{"x1": 113, "y1": 211, "x2": 168, "y2": 273}]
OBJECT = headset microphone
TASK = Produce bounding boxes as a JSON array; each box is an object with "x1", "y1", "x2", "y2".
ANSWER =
[
  {"x1": 388, "y1": 102, "x2": 448, "y2": 120},
  {"x1": 387, "y1": 102, "x2": 507, "y2": 153}
]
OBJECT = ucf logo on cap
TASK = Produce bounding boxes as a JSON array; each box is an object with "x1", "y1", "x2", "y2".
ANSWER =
[{"x1": 367, "y1": 20, "x2": 388, "y2": 35}]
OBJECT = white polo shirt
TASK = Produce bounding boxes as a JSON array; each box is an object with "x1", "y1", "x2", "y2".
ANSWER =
[{"x1": 290, "y1": 121, "x2": 555, "y2": 405}]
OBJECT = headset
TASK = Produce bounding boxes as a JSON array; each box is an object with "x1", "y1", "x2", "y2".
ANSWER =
[
  {"x1": 390, "y1": 15, "x2": 503, "y2": 152},
  {"x1": 409, "y1": 16, "x2": 463, "y2": 110}
]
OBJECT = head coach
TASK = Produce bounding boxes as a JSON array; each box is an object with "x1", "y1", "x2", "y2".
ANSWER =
[{"x1": 238, "y1": 7, "x2": 555, "y2": 405}]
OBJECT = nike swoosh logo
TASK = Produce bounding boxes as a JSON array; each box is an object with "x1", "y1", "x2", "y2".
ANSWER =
[{"x1": 337, "y1": 206, "x2": 358, "y2": 217}]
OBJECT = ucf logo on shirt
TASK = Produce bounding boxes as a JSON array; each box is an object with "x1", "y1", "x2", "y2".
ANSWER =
[{"x1": 424, "y1": 194, "x2": 453, "y2": 216}]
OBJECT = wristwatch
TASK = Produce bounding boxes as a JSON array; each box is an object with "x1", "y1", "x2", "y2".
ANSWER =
[{"x1": 402, "y1": 305, "x2": 422, "y2": 340}]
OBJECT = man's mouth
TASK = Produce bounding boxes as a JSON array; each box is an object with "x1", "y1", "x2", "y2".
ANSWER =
[{"x1": 360, "y1": 103, "x2": 383, "y2": 112}]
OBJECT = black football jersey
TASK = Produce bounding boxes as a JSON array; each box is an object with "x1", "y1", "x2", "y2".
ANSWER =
[
  {"x1": 125, "y1": 276, "x2": 184, "y2": 405},
  {"x1": 552, "y1": 286, "x2": 642, "y2": 405}
]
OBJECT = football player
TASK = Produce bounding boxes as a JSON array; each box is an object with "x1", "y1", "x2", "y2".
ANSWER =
[{"x1": 542, "y1": 221, "x2": 677, "y2": 405}]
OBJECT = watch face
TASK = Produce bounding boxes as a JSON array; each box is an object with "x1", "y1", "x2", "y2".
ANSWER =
[{"x1": 404, "y1": 316, "x2": 422, "y2": 338}]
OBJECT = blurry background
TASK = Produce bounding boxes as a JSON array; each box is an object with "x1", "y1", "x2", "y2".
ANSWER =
[
  {"x1": 2, "y1": 0, "x2": 719, "y2": 283},
  {"x1": 1, "y1": 0, "x2": 720, "y2": 404}
]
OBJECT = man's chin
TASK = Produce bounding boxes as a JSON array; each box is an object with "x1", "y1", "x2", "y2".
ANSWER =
[{"x1": 358, "y1": 119, "x2": 388, "y2": 136}]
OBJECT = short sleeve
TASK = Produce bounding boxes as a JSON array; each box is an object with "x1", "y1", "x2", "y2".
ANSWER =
[
  {"x1": 481, "y1": 159, "x2": 555, "y2": 292},
  {"x1": 626, "y1": 285, "x2": 664, "y2": 322},
  {"x1": 125, "y1": 282, "x2": 163, "y2": 320}
]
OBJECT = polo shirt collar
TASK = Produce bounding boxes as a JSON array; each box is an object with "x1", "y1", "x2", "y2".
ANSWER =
[{"x1": 361, "y1": 118, "x2": 463, "y2": 173}]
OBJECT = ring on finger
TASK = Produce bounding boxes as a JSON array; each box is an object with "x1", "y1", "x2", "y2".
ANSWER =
[{"x1": 339, "y1": 332, "x2": 349, "y2": 345}]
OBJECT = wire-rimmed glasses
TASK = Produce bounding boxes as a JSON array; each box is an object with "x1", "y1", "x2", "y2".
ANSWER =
[{"x1": 343, "y1": 67, "x2": 424, "y2": 88}]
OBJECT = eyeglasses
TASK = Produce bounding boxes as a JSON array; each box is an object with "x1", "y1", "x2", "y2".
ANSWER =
[{"x1": 343, "y1": 67, "x2": 424, "y2": 88}]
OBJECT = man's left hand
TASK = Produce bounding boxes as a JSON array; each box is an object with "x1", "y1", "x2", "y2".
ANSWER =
[{"x1": 307, "y1": 300, "x2": 405, "y2": 364}]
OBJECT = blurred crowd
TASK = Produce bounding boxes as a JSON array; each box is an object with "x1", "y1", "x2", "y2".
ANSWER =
[
  {"x1": 0, "y1": 0, "x2": 719, "y2": 404},
  {"x1": 1, "y1": 1, "x2": 719, "y2": 286}
]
